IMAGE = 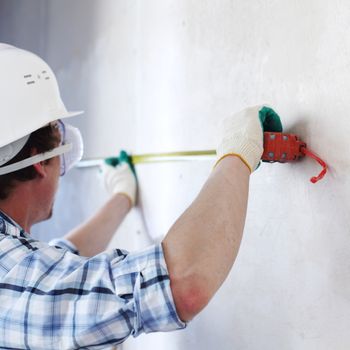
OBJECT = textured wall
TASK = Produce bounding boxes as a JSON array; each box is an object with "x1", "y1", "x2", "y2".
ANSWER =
[{"x1": 1, "y1": 1, "x2": 349, "y2": 349}]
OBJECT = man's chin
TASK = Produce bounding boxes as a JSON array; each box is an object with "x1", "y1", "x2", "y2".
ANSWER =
[
  {"x1": 46, "y1": 208, "x2": 53, "y2": 220},
  {"x1": 41, "y1": 207, "x2": 53, "y2": 222}
]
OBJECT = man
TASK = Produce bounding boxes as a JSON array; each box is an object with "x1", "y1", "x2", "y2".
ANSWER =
[{"x1": 0, "y1": 43, "x2": 281, "y2": 349}]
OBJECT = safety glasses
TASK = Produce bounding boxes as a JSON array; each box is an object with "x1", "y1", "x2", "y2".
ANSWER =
[{"x1": 54, "y1": 119, "x2": 84, "y2": 176}]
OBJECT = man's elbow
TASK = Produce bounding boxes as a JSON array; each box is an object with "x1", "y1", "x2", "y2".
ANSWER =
[{"x1": 170, "y1": 274, "x2": 211, "y2": 322}]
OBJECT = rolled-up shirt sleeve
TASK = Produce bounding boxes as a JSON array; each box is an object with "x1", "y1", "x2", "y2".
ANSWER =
[{"x1": 112, "y1": 244, "x2": 186, "y2": 336}]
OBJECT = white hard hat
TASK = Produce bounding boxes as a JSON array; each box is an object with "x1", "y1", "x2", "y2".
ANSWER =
[{"x1": 0, "y1": 43, "x2": 83, "y2": 170}]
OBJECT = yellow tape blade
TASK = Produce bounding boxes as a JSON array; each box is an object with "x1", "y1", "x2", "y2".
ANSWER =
[{"x1": 77, "y1": 150, "x2": 216, "y2": 168}]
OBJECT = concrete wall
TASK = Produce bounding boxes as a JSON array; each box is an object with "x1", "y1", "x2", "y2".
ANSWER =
[{"x1": 1, "y1": 1, "x2": 349, "y2": 349}]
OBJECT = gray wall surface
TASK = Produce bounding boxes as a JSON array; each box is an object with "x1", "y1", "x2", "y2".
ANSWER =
[{"x1": 1, "y1": 1, "x2": 349, "y2": 349}]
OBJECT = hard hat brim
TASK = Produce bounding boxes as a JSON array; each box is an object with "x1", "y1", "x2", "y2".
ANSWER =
[{"x1": 61, "y1": 110, "x2": 84, "y2": 119}]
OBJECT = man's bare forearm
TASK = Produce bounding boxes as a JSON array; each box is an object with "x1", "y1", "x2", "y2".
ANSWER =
[
  {"x1": 64, "y1": 193, "x2": 131, "y2": 257},
  {"x1": 162, "y1": 156, "x2": 250, "y2": 321}
]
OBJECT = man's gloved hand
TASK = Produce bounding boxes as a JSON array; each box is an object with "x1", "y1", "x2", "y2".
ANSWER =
[
  {"x1": 215, "y1": 105, "x2": 283, "y2": 172},
  {"x1": 103, "y1": 150, "x2": 137, "y2": 207}
]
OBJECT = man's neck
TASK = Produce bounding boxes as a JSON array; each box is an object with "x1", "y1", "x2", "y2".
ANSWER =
[{"x1": 0, "y1": 184, "x2": 39, "y2": 233}]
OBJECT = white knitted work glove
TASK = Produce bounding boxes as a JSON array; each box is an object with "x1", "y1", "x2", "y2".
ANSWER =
[
  {"x1": 103, "y1": 163, "x2": 137, "y2": 206},
  {"x1": 215, "y1": 105, "x2": 265, "y2": 172}
]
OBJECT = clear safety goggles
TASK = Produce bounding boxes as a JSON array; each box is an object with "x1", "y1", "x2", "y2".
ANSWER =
[
  {"x1": 0, "y1": 120, "x2": 83, "y2": 176},
  {"x1": 56, "y1": 120, "x2": 84, "y2": 176}
]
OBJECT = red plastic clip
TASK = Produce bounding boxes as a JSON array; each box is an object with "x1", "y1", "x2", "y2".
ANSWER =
[
  {"x1": 262, "y1": 132, "x2": 306, "y2": 162},
  {"x1": 300, "y1": 147, "x2": 327, "y2": 184}
]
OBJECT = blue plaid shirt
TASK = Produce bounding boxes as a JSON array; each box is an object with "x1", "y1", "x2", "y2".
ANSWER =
[{"x1": 0, "y1": 211, "x2": 185, "y2": 349}]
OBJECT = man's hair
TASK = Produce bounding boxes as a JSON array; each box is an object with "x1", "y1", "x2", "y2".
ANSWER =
[{"x1": 0, "y1": 124, "x2": 60, "y2": 200}]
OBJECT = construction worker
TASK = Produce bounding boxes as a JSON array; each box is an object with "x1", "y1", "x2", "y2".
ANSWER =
[{"x1": 0, "y1": 43, "x2": 281, "y2": 349}]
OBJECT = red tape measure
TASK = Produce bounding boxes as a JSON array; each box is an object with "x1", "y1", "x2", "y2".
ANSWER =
[{"x1": 262, "y1": 132, "x2": 327, "y2": 183}]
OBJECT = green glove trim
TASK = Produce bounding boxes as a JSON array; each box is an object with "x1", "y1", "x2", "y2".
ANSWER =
[
  {"x1": 256, "y1": 106, "x2": 283, "y2": 169},
  {"x1": 259, "y1": 106, "x2": 283, "y2": 132},
  {"x1": 105, "y1": 150, "x2": 136, "y2": 176},
  {"x1": 105, "y1": 157, "x2": 119, "y2": 167}
]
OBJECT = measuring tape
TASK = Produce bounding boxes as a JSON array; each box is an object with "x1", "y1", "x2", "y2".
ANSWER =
[
  {"x1": 77, "y1": 150, "x2": 216, "y2": 168},
  {"x1": 77, "y1": 132, "x2": 327, "y2": 183}
]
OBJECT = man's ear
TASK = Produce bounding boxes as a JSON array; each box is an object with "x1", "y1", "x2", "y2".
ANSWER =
[
  {"x1": 30, "y1": 147, "x2": 47, "y2": 178},
  {"x1": 32, "y1": 162, "x2": 47, "y2": 178}
]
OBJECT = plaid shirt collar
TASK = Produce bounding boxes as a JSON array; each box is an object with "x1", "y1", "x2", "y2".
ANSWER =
[{"x1": 0, "y1": 210, "x2": 27, "y2": 238}]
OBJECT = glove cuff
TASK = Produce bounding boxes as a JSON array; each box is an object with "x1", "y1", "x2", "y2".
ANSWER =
[{"x1": 216, "y1": 135, "x2": 263, "y2": 172}]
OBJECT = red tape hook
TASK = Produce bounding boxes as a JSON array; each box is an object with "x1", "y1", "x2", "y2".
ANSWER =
[{"x1": 301, "y1": 147, "x2": 327, "y2": 183}]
